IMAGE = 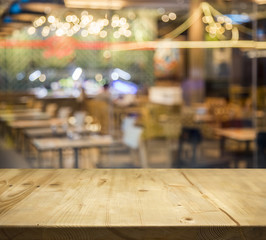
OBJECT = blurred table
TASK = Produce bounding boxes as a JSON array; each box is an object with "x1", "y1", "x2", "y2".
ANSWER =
[
  {"x1": 215, "y1": 128, "x2": 256, "y2": 142},
  {"x1": 8, "y1": 118, "x2": 65, "y2": 130},
  {"x1": 0, "y1": 169, "x2": 265, "y2": 240},
  {"x1": 24, "y1": 126, "x2": 91, "y2": 139},
  {"x1": 215, "y1": 128, "x2": 256, "y2": 167},
  {"x1": 32, "y1": 135, "x2": 120, "y2": 168},
  {"x1": 0, "y1": 108, "x2": 40, "y2": 114},
  {"x1": 0, "y1": 112, "x2": 49, "y2": 121},
  {"x1": 6, "y1": 118, "x2": 66, "y2": 151}
]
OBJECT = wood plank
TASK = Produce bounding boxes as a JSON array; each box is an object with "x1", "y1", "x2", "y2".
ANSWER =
[{"x1": 0, "y1": 169, "x2": 265, "y2": 240}]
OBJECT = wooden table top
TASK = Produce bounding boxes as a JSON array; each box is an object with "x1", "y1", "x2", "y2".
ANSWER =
[
  {"x1": 32, "y1": 135, "x2": 117, "y2": 150},
  {"x1": 215, "y1": 128, "x2": 256, "y2": 142},
  {"x1": 8, "y1": 118, "x2": 66, "y2": 129},
  {"x1": 0, "y1": 169, "x2": 265, "y2": 239}
]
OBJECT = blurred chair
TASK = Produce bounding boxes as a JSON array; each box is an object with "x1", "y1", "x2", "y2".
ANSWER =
[
  {"x1": 98, "y1": 116, "x2": 145, "y2": 168},
  {"x1": 257, "y1": 131, "x2": 266, "y2": 168},
  {"x1": 172, "y1": 127, "x2": 230, "y2": 168},
  {"x1": 220, "y1": 119, "x2": 254, "y2": 168},
  {"x1": 87, "y1": 99, "x2": 114, "y2": 135},
  {"x1": 173, "y1": 127, "x2": 201, "y2": 167}
]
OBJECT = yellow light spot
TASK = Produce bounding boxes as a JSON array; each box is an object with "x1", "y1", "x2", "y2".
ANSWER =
[
  {"x1": 103, "y1": 50, "x2": 111, "y2": 59},
  {"x1": 48, "y1": 15, "x2": 55, "y2": 23},
  {"x1": 28, "y1": 27, "x2": 36, "y2": 35},
  {"x1": 81, "y1": 29, "x2": 89, "y2": 37},
  {"x1": 99, "y1": 30, "x2": 107, "y2": 38},
  {"x1": 95, "y1": 73, "x2": 103, "y2": 82},
  {"x1": 68, "y1": 116, "x2": 76, "y2": 125},
  {"x1": 161, "y1": 15, "x2": 169, "y2": 22},
  {"x1": 113, "y1": 31, "x2": 120, "y2": 38},
  {"x1": 225, "y1": 23, "x2": 233, "y2": 30},
  {"x1": 169, "y1": 12, "x2": 176, "y2": 21},
  {"x1": 39, "y1": 74, "x2": 46, "y2": 82}
]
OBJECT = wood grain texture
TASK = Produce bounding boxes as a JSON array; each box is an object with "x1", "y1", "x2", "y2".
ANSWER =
[{"x1": 0, "y1": 169, "x2": 265, "y2": 240}]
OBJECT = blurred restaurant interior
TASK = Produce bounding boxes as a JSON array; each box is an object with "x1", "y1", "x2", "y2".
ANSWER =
[{"x1": 0, "y1": 0, "x2": 265, "y2": 169}]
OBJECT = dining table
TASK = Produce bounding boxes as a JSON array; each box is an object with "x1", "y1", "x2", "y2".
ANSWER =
[
  {"x1": 6, "y1": 118, "x2": 66, "y2": 152},
  {"x1": 31, "y1": 135, "x2": 121, "y2": 168},
  {"x1": 0, "y1": 168, "x2": 265, "y2": 240},
  {"x1": 0, "y1": 111, "x2": 49, "y2": 121}
]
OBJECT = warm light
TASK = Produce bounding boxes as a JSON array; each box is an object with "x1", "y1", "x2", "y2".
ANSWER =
[
  {"x1": 215, "y1": 23, "x2": 221, "y2": 28},
  {"x1": 42, "y1": 26, "x2": 50, "y2": 37},
  {"x1": 81, "y1": 29, "x2": 89, "y2": 37},
  {"x1": 95, "y1": 73, "x2": 103, "y2": 82},
  {"x1": 81, "y1": 10, "x2": 88, "y2": 16},
  {"x1": 169, "y1": 12, "x2": 176, "y2": 21},
  {"x1": 72, "y1": 15, "x2": 78, "y2": 23},
  {"x1": 103, "y1": 19, "x2": 109, "y2": 26},
  {"x1": 63, "y1": 22, "x2": 71, "y2": 30},
  {"x1": 119, "y1": 17, "x2": 127, "y2": 25},
  {"x1": 103, "y1": 50, "x2": 111, "y2": 59},
  {"x1": 111, "y1": 20, "x2": 119, "y2": 28},
  {"x1": 205, "y1": 16, "x2": 213, "y2": 23},
  {"x1": 161, "y1": 15, "x2": 169, "y2": 22},
  {"x1": 202, "y1": 16, "x2": 208, "y2": 23},
  {"x1": 225, "y1": 23, "x2": 233, "y2": 30},
  {"x1": 40, "y1": 16, "x2": 46, "y2": 23},
  {"x1": 225, "y1": 17, "x2": 232, "y2": 24},
  {"x1": 73, "y1": 25, "x2": 81, "y2": 32},
  {"x1": 112, "y1": 14, "x2": 120, "y2": 21},
  {"x1": 56, "y1": 22, "x2": 63, "y2": 29},
  {"x1": 124, "y1": 30, "x2": 131, "y2": 37},
  {"x1": 67, "y1": 29, "x2": 74, "y2": 36},
  {"x1": 157, "y1": 8, "x2": 165, "y2": 15},
  {"x1": 66, "y1": 15, "x2": 72, "y2": 22},
  {"x1": 55, "y1": 28, "x2": 64, "y2": 36},
  {"x1": 217, "y1": 16, "x2": 225, "y2": 23},
  {"x1": 48, "y1": 15, "x2": 55, "y2": 23},
  {"x1": 27, "y1": 26, "x2": 36, "y2": 35},
  {"x1": 50, "y1": 24, "x2": 56, "y2": 31},
  {"x1": 39, "y1": 74, "x2": 46, "y2": 82},
  {"x1": 68, "y1": 116, "x2": 76, "y2": 125},
  {"x1": 218, "y1": 27, "x2": 225, "y2": 34},
  {"x1": 113, "y1": 31, "x2": 120, "y2": 38},
  {"x1": 99, "y1": 30, "x2": 107, "y2": 38}
]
